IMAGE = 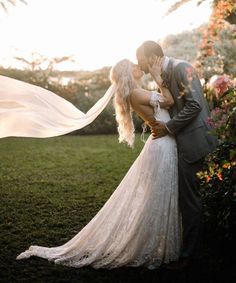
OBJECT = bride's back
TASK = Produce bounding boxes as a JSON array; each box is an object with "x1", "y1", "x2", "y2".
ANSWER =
[
  {"x1": 130, "y1": 89, "x2": 171, "y2": 125},
  {"x1": 131, "y1": 101, "x2": 153, "y2": 124}
]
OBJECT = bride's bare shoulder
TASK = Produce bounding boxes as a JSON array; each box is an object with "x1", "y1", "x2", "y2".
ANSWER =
[
  {"x1": 130, "y1": 88, "x2": 151, "y2": 106},
  {"x1": 131, "y1": 88, "x2": 149, "y2": 96}
]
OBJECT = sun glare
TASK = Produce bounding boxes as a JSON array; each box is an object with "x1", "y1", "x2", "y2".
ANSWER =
[{"x1": 0, "y1": 0, "x2": 212, "y2": 70}]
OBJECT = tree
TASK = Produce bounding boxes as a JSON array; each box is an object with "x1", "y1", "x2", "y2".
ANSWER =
[
  {"x1": 164, "y1": 0, "x2": 236, "y2": 78},
  {"x1": 0, "y1": 0, "x2": 27, "y2": 13},
  {"x1": 14, "y1": 52, "x2": 74, "y2": 87},
  {"x1": 158, "y1": 28, "x2": 202, "y2": 63},
  {"x1": 164, "y1": 0, "x2": 236, "y2": 25},
  {"x1": 195, "y1": 1, "x2": 236, "y2": 79}
]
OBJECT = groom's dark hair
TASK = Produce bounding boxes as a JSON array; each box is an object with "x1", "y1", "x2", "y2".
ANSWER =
[{"x1": 137, "y1": 41, "x2": 164, "y2": 58}]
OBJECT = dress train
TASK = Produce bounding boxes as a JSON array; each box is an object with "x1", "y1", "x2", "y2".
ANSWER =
[{"x1": 16, "y1": 93, "x2": 182, "y2": 270}]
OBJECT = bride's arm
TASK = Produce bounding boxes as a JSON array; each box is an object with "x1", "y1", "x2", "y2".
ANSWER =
[{"x1": 154, "y1": 85, "x2": 174, "y2": 109}]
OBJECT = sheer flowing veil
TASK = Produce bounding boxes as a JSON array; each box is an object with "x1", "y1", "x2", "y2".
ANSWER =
[{"x1": 0, "y1": 75, "x2": 116, "y2": 138}]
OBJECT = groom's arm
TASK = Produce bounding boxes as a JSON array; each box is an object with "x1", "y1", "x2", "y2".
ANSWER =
[{"x1": 166, "y1": 63, "x2": 202, "y2": 134}]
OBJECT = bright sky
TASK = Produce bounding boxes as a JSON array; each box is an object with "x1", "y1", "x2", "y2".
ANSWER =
[{"x1": 0, "y1": 0, "x2": 212, "y2": 70}]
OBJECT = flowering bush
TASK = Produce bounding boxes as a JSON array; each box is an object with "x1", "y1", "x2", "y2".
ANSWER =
[
  {"x1": 197, "y1": 142, "x2": 235, "y2": 242},
  {"x1": 206, "y1": 74, "x2": 236, "y2": 141},
  {"x1": 197, "y1": 74, "x2": 236, "y2": 242},
  {"x1": 196, "y1": 1, "x2": 236, "y2": 79},
  {"x1": 209, "y1": 74, "x2": 234, "y2": 97}
]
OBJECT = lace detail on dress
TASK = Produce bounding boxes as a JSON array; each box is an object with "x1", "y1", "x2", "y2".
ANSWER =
[
  {"x1": 149, "y1": 91, "x2": 165, "y2": 120},
  {"x1": 16, "y1": 91, "x2": 181, "y2": 270},
  {"x1": 140, "y1": 91, "x2": 165, "y2": 143}
]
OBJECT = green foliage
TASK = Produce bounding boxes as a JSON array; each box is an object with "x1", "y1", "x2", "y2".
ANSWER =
[
  {"x1": 197, "y1": 142, "x2": 235, "y2": 242},
  {"x1": 214, "y1": 27, "x2": 236, "y2": 76},
  {"x1": 159, "y1": 28, "x2": 202, "y2": 63},
  {"x1": 13, "y1": 53, "x2": 75, "y2": 88},
  {"x1": 197, "y1": 25, "x2": 236, "y2": 79},
  {"x1": 159, "y1": 23, "x2": 236, "y2": 79}
]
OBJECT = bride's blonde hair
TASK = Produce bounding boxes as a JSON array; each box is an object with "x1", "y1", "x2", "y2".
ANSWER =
[{"x1": 110, "y1": 59, "x2": 137, "y2": 148}]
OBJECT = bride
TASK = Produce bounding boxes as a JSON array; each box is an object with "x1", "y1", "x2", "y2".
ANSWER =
[{"x1": 2, "y1": 58, "x2": 182, "y2": 269}]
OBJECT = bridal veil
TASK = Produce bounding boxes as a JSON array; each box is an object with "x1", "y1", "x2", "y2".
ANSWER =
[{"x1": 0, "y1": 75, "x2": 116, "y2": 138}]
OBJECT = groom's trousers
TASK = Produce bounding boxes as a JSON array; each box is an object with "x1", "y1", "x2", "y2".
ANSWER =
[{"x1": 178, "y1": 156, "x2": 204, "y2": 260}]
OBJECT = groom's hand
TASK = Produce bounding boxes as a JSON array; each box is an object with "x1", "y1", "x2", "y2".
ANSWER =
[
  {"x1": 149, "y1": 121, "x2": 168, "y2": 139},
  {"x1": 148, "y1": 56, "x2": 163, "y2": 87}
]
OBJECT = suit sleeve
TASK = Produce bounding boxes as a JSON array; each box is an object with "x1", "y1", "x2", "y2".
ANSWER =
[{"x1": 166, "y1": 63, "x2": 202, "y2": 134}]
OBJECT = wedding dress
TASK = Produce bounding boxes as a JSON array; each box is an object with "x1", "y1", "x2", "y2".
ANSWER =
[{"x1": 16, "y1": 91, "x2": 182, "y2": 270}]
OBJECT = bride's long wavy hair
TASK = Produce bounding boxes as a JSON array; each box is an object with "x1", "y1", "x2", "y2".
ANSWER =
[{"x1": 110, "y1": 59, "x2": 137, "y2": 148}]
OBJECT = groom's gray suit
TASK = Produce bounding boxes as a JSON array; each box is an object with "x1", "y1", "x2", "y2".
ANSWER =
[{"x1": 162, "y1": 57, "x2": 218, "y2": 259}]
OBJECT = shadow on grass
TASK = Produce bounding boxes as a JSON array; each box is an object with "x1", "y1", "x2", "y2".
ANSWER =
[{"x1": 1, "y1": 253, "x2": 234, "y2": 283}]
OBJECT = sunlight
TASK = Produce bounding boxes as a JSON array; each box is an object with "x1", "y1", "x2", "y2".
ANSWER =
[{"x1": 0, "y1": 0, "x2": 212, "y2": 70}]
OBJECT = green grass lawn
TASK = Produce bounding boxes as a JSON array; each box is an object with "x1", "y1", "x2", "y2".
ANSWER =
[{"x1": 0, "y1": 135, "x2": 234, "y2": 283}]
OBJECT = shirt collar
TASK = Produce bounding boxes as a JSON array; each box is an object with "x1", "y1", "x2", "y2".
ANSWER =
[{"x1": 162, "y1": 56, "x2": 170, "y2": 73}]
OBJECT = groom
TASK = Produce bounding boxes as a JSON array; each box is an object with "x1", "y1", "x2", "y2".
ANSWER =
[{"x1": 136, "y1": 41, "x2": 218, "y2": 269}]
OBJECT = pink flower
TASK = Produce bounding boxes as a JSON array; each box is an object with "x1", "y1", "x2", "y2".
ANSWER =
[{"x1": 209, "y1": 75, "x2": 232, "y2": 96}]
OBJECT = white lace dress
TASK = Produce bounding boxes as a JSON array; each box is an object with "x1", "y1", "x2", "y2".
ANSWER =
[{"x1": 16, "y1": 91, "x2": 182, "y2": 270}]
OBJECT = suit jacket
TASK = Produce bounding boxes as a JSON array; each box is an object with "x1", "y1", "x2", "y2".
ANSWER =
[{"x1": 162, "y1": 58, "x2": 218, "y2": 163}]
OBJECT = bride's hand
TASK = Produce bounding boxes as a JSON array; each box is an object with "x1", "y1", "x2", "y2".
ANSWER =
[{"x1": 148, "y1": 57, "x2": 163, "y2": 87}]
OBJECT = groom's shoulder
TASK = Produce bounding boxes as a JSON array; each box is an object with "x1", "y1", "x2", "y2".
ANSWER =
[
  {"x1": 170, "y1": 57, "x2": 193, "y2": 69},
  {"x1": 169, "y1": 58, "x2": 195, "y2": 76}
]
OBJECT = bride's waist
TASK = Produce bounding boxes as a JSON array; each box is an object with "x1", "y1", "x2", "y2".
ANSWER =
[
  {"x1": 146, "y1": 133, "x2": 176, "y2": 144},
  {"x1": 154, "y1": 109, "x2": 170, "y2": 120}
]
